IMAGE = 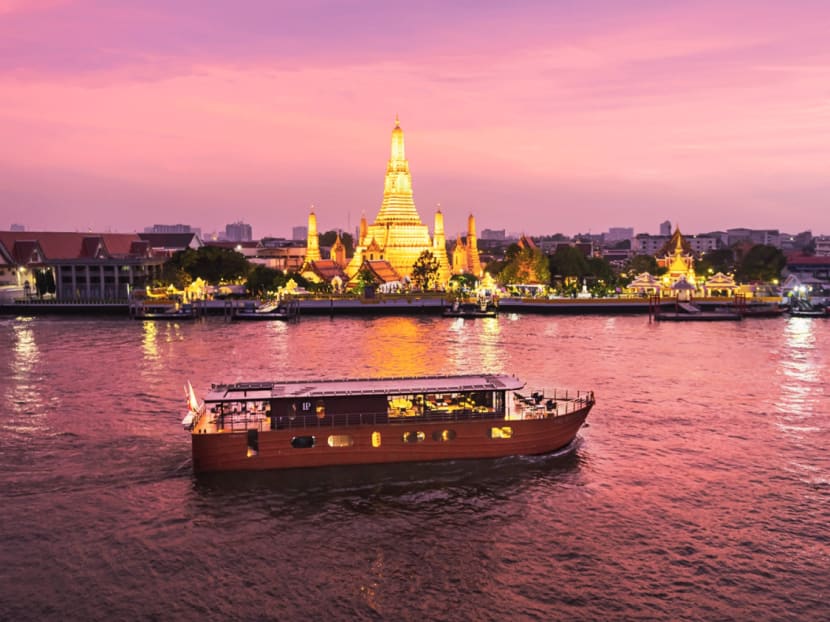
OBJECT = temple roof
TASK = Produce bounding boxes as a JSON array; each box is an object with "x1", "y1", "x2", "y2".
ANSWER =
[
  {"x1": 656, "y1": 226, "x2": 692, "y2": 257},
  {"x1": 361, "y1": 260, "x2": 401, "y2": 284},
  {"x1": 306, "y1": 260, "x2": 347, "y2": 282}
]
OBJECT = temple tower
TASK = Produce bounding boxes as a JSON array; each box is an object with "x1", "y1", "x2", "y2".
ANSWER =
[
  {"x1": 305, "y1": 210, "x2": 321, "y2": 262},
  {"x1": 433, "y1": 209, "x2": 451, "y2": 280},
  {"x1": 330, "y1": 231, "x2": 346, "y2": 267},
  {"x1": 466, "y1": 213, "x2": 483, "y2": 277},
  {"x1": 346, "y1": 117, "x2": 450, "y2": 283}
]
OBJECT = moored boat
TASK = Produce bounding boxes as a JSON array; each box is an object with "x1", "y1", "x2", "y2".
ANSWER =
[
  {"x1": 183, "y1": 374, "x2": 595, "y2": 473},
  {"x1": 133, "y1": 302, "x2": 197, "y2": 320},
  {"x1": 233, "y1": 300, "x2": 299, "y2": 321},
  {"x1": 442, "y1": 300, "x2": 497, "y2": 318}
]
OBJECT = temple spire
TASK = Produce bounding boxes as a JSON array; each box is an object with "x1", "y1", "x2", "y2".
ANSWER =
[{"x1": 305, "y1": 208, "x2": 321, "y2": 262}]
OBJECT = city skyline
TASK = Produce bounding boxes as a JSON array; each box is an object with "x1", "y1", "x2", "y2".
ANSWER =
[{"x1": 2, "y1": 1, "x2": 829, "y2": 237}]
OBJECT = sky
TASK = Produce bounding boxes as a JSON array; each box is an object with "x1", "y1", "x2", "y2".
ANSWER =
[{"x1": 1, "y1": 0, "x2": 829, "y2": 239}]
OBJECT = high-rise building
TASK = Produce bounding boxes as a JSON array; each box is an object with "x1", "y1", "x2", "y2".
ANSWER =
[
  {"x1": 145, "y1": 223, "x2": 200, "y2": 236},
  {"x1": 606, "y1": 227, "x2": 634, "y2": 243},
  {"x1": 659, "y1": 220, "x2": 672, "y2": 236},
  {"x1": 225, "y1": 221, "x2": 252, "y2": 242},
  {"x1": 292, "y1": 226, "x2": 308, "y2": 241},
  {"x1": 480, "y1": 229, "x2": 506, "y2": 241}
]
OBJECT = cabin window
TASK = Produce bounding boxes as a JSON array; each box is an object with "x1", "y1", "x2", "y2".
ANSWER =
[
  {"x1": 291, "y1": 435, "x2": 316, "y2": 449},
  {"x1": 402, "y1": 431, "x2": 426, "y2": 444},
  {"x1": 388, "y1": 394, "x2": 419, "y2": 418},
  {"x1": 371, "y1": 431, "x2": 382, "y2": 448},
  {"x1": 423, "y1": 391, "x2": 496, "y2": 415},
  {"x1": 432, "y1": 429, "x2": 456, "y2": 442},
  {"x1": 327, "y1": 434, "x2": 354, "y2": 448},
  {"x1": 490, "y1": 426, "x2": 513, "y2": 439}
]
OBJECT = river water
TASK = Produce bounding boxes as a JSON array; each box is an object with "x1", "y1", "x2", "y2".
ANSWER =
[{"x1": 1, "y1": 313, "x2": 828, "y2": 621}]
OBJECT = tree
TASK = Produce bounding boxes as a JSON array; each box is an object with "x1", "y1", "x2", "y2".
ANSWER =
[
  {"x1": 735, "y1": 244, "x2": 786, "y2": 282},
  {"x1": 319, "y1": 230, "x2": 354, "y2": 257},
  {"x1": 246, "y1": 265, "x2": 284, "y2": 297},
  {"x1": 549, "y1": 246, "x2": 589, "y2": 281},
  {"x1": 167, "y1": 247, "x2": 250, "y2": 284},
  {"x1": 411, "y1": 250, "x2": 441, "y2": 290},
  {"x1": 696, "y1": 249, "x2": 735, "y2": 276},
  {"x1": 627, "y1": 254, "x2": 662, "y2": 276},
  {"x1": 499, "y1": 245, "x2": 550, "y2": 285},
  {"x1": 354, "y1": 266, "x2": 378, "y2": 295}
]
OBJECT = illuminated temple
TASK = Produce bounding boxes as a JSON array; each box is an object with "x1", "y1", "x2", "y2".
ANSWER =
[{"x1": 345, "y1": 117, "x2": 451, "y2": 283}]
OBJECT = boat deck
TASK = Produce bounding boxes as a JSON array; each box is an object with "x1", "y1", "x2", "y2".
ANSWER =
[{"x1": 190, "y1": 393, "x2": 592, "y2": 436}]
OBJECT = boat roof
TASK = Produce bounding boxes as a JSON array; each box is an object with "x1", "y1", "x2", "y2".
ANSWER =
[{"x1": 202, "y1": 373, "x2": 525, "y2": 402}]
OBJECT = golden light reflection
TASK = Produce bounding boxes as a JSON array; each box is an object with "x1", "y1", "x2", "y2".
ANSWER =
[
  {"x1": 12, "y1": 318, "x2": 39, "y2": 375},
  {"x1": 142, "y1": 321, "x2": 159, "y2": 360},
  {"x1": 363, "y1": 317, "x2": 430, "y2": 376},
  {"x1": 776, "y1": 317, "x2": 821, "y2": 426},
  {"x1": 8, "y1": 318, "x2": 47, "y2": 430}
]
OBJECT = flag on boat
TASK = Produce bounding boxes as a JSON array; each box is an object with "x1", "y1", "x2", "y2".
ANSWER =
[{"x1": 185, "y1": 380, "x2": 200, "y2": 412}]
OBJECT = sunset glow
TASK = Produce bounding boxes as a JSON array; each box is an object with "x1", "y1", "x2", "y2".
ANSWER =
[{"x1": 2, "y1": 1, "x2": 828, "y2": 237}]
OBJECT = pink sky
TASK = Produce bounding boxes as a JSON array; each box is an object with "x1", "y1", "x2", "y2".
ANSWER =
[{"x1": 1, "y1": 0, "x2": 829, "y2": 238}]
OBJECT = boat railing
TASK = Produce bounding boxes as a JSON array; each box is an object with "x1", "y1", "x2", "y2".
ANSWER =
[{"x1": 205, "y1": 390, "x2": 595, "y2": 433}]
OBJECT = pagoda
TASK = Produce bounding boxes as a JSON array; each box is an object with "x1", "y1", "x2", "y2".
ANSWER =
[
  {"x1": 658, "y1": 226, "x2": 697, "y2": 291},
  {"x1": 346, "y1": 117, "x2": 450, "y2": 283},
  {"x1": 451, "y1": 214, "x2": 483, "y2": 277}
]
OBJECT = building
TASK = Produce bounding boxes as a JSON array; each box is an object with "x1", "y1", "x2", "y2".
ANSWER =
[
  {"x1": 481, "y1": 229, "x2": 506, "y2": 241},
  {"x1": 726, "y1": 228, "x2": 781, "y2": 248},
  {"x1": 656, "y1": 227, "x2": 698, "y2": 293},
  {"x1": 812, "y1": 236, "x2": 830, "y2": 257},
  {"x1": 660, "y1": 220, "x2": 672, "y2": 236},
  {"x1": 0, "y1": 231, "x2": 163, "y2": 300},
  {"x1": 633, "y1": 234, "x2": 671, "y2": 255},
  {"x1": 292, "y1": 226, "x2": 308, "y2": 241},
  {"x1": 138, "y1": 232, "x2": 203, "y2": 257},
  {"x1": 10, "y1": 224, "x2": 25, "y2": 232},
  {"x1": 225, "y1": 221, "x2": 253, "y2": 242},
  {"x1": 451, "y1": 214, "x2": 483, "y2": 277},
  {"x1": 144, "y1": 223, "x2": 200, "y2": 236},
  {"x1": 606, "y1": 227, "x2": 634, "y2": 243},
  {"x1": 343, "y1": 117, "x2": 451, "y2": 283}
]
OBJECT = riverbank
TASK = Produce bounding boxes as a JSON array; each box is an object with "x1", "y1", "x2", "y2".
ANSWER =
[{"x1": 0, "y1": 295, "x2": 782, "y2": 317}]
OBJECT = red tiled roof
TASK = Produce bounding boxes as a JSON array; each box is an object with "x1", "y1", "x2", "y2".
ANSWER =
[
  {"x1": 363, "y1": 260, "x2": 401, "y2": 283},
  {"x1": 307, "y1": 260, "x2": 347, "y2": 281},
  {"x1": 0, "y1": 231, "x2": 145, "y2": 260},
  {"x1": 787, "y1": 254, "x2": 830, "y2": 266}
]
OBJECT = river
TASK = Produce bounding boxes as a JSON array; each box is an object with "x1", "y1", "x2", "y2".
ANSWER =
[{"x1": 1, "y1": 314, "x2": 828, "y2": 621}]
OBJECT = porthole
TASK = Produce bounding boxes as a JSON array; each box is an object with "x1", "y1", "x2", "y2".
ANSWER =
[
  {"x1": 432, "y1": 429, "x2": 456, "y2": 442},
  {"x1": 291, "y1": 435, "x2": 316, "y2": 449},
  {"x1": 371, "y1": 431, "x2": 382, "y2": 448},
  {"x1": 402, "y1": 431, "x2": 426, "y2": 444}
]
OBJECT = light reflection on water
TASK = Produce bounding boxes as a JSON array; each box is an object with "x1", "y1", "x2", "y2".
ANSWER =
[{"x1": 0, "y1": 314, "x2": 828, "y2": 622}]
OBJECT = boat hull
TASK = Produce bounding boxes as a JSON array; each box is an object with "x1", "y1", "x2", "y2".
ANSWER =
[{"x1": 191, "y1": 406, "x2": 591, "y2": 473}]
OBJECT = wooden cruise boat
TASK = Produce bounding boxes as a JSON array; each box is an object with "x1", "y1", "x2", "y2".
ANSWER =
[{"x1": 182, "y1": 374, "x2": 595, "y2": 473}]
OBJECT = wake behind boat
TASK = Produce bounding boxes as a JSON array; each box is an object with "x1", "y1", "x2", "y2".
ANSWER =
[{"x1": 182, "y1": 373, "x2": 594, "y2": 473}]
